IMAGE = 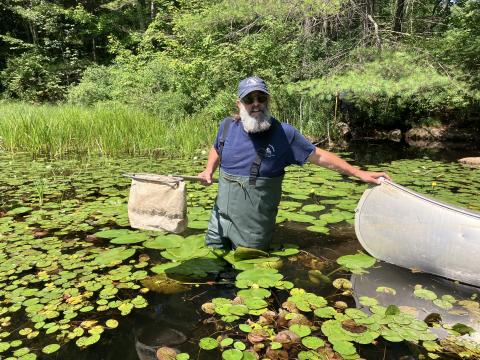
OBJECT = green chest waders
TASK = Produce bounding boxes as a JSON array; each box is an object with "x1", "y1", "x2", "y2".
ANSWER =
[
  {"x1": 205, "y1": 119, "x2": 283, "y2": 250},
  {"x1": 205, "y1": 170, "x2": 283, "y2": 250}
]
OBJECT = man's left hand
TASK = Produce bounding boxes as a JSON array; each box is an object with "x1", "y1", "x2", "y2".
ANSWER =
[{"x1": 355, "y1": 170, "x2": 390, "y2": 185}]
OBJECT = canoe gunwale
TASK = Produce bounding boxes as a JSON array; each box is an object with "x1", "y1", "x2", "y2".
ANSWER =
[{"x1": 380, "y1": 178, "x2": 480, "y2": 220}]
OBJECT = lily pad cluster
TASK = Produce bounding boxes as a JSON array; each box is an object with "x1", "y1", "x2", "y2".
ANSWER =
[
  {"x1": 197, "y1": 254, "x2": 480, "y2": 360},
  {"x1": 1, "y1": 153, "x2": 479, "y2": 359},
  {"x1": 200, "y1": 290, "x2": 438, "y2": 360}
]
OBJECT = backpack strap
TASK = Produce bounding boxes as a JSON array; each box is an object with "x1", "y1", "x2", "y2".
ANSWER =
[{"x1": 218, "y1": 117, "x2": 233, "y2": 166}]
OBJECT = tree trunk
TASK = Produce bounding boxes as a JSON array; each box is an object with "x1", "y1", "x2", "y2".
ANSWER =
[
  {"x1": 136, "y1": 0, "x2": 146, "y2": 31},
  {"x1": 150, "y1": 0, "x2": 157, "y2": 20},
  {"x1": 92, "y1": 37, "x2": 96, "y2": 62},
  {"x1": 302, "y1": 15, "x2": 313, "y2": 78},
  {"x1": 322, "y1": 17, "x2": 328, "y2": 46},
  {"x1": 363, "y1": 0, "x2": 375, "y2": 43},
  {"x1": 28, "y1": 0, "x2": 38, "y2": 45},
  {"x1": 393, "y1": 0, "x2": 405, "y2": 33}
]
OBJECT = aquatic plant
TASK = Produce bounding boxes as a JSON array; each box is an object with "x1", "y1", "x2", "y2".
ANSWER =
[{"x1": 0, "y1": 154, "x2": 478, "y2": 359}]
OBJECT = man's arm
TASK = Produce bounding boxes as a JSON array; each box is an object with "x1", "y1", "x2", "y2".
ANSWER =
[
  {"x1": 198, "y1": 146, "x2": 220, "y2": 185},
  {"x1": 308, "y1": 147, "x2": 389, "y2": 184}
]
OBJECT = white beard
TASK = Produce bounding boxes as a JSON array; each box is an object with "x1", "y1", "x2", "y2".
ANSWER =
[{"x1": 239, "y1": 103, "x2": 272, "y2": 133}]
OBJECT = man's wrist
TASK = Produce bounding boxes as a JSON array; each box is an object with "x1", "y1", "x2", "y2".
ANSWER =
[{"x1": 350, "y1": 167, "x2": 362, "y2": 178}]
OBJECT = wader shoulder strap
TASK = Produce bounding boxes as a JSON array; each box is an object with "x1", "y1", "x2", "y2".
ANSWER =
[
  {"x1": 249, "y1": 120, "x2": 276, "y2": 186},
  {"x1": 218, "y1": 117, "x2": 233, "y2": 165},
  {"x1": 249, "y1": 148, "x2": 266, "y2": 186}
]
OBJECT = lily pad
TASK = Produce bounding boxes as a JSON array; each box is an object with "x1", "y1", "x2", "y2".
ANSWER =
[
  {"x1": 235, "y1": 268, "x2": 283, "y2": 289},
  {"x1": 221, "y1": 349, "x2": 243, "y2": 360},
  {"x1": 42, "y1": 344, "x2": 60, "y2": 354},
  {"x1": 94, "y1": 229, "x2": 133, "y2": 239},
  {"x1": 414, "y1": 288, "x2": 437, "y2": 301},
  {"x1": 289, "y1": 324, "x2": 311, "y2": 337},
  {"x1": 110, "y1": 233, "x2": 149, "y2": 244},
  {"x1": 199, "y1": 337, "x2": 218, "y2": 350},
  {"x1": 143, "y1": 235, "x2": 183, "y2": 249},
  {"x1": 301, "y1": 336, "x2": 325, "y2": 349},
  {"x1": 337, "y1": 253, "x2": 376, "y2": 271},
  {"x1": 94, "y1": 247, "x2": 136, "y2": 266}
]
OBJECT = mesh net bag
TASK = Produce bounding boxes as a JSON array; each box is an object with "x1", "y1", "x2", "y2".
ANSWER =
[{"x1": 126, "y1": 174, "x2": 187, "y2": 234}]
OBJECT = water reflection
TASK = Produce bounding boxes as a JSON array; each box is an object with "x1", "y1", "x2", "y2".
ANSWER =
[
  {"x1": 351, "y1": 262, "x2": 480, "y2": 342},
  {"x1": 347, "y1": 139, "x2": 480, "y2": 166}
]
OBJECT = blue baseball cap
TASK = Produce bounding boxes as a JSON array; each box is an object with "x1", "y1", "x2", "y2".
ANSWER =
[{"x1": 237, "y1": 76, "x2": 269, "y2": 99}]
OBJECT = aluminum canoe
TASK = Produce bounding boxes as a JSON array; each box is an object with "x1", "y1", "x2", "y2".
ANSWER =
[{"x1": 355, "y1": 179, "x2": 480, "y2": 287}]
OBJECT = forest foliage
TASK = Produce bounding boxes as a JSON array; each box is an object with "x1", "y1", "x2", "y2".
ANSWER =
[{"x1": 1, "y1": 0, "x2": 479, "y2": 138}]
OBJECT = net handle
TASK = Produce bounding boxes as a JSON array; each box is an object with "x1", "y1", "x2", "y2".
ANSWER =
[{"x1": 122, "y1": 173, "x2": 217, "y2": 183}]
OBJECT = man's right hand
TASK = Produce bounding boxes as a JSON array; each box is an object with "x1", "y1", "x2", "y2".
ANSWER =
[{"x1": 198, "y1": 170, "x2": 213, "y2": 185}]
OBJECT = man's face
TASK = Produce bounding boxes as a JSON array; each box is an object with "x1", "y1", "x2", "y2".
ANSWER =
[{"x1": 237, "y1": 91, "x2": 269, "y2": 120}]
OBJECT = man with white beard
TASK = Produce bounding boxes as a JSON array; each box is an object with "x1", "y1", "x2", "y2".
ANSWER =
[{"x1": 198, "y1": 76, "x2": 388, "y2": 251}]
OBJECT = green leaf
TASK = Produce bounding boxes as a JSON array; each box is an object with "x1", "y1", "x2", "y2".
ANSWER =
[
  {"x1": 14, "y1": 347, "x2": 30, "y2": 357},
  {"x1": 414, "y1": 288, "x2": 437, "y2": 301},
  {"x1": 221, "y1": 349, "x2": 243, "y2": 360},
  {"x1": 239, "y1": 324, "x2": 252, "y2": 333},
  {"x1": 241, "y1": 351, "x2": 257, "y2": 360},
  {"x1": 289, "y1": 324, "x2": 311, "y2": 337},
  {"x1": 433, "y1": 298, "x2": 453, "y2": 310},
  {"x1": 376, "y1": 286, "x2": 396, "y2": 295},
  {"x1": 110, "y1": 233, "x2": 149, "y2": 244},
  {"x1": 220, "y1": 338, "x2": 234, "y2": 347},
  {"x1": 75, "y1": 334, "x2": 100, "y2": 347},
  {"x1": 233, "y1": 342, "x2": 246, "y2": 350},
  {"x1": 235, "y1": 268, "x2": 283, "y2": 289},
  {"x1": 0, "y1": 341, "x2": 11, "y2": 352},
  {"x1": 308, "y1": 269, "x2": 331, "y2": 285},
  {"x1": 7, "y1": 206, "x2": 32, "y2": 215},
  {"x1": 42, "y1": 344, "x2": 60, "y2": 354},
  {"x1": 332, "y1": 340, "x2": 357, "y2": 356},
  {"x1": 199, "y1": 337, "x2": 218, "y2": 350},
  {"x1": 314, "y1": 307, "x2": 337, "y2": 318},
  {"x1": 359, "y1": 296, "x2": 378, "y2": 307},
  {"x1": 105, "y1": 319, "x2": 119, "y2": 329},
  {"x1": 143, "y1": 235, "x2": 183, "y2": 249},
  {"x1": 244, "y1": 298, "x2": 268, "y2": 310},
  {"x1": 337, "y1": 253, "x2": 376, "y2": 271},
  {"x1": 94, "y1": 229, "x2": 133, "y2": 239},
  {"x1": 237, "y1": 288, "x2": 271, "y2": 299},
  {"x1": 452, "y1": 323, "x2": 475, "y2": 335},
  {"x1": 301, "y1": 204, "x2": 326, "y2": 213},
  {"x1": 270, "y1": 248, "x2": 300, "y2": 256},
  {"x1": 302, "y1": 336, "x2": 325, "y2": 349},
  {"x1": 94, "y1": 247, "x2": 136, "y2": 265},
  {"x1": 176, "y1": 353, "x2": 190, "y2": 360},
  {"x1": 385, "y1": 305, "x2": 400, "y2": 316},
  {"x1": 270, "y1": 341, "x2": 282, "y2": 350}
]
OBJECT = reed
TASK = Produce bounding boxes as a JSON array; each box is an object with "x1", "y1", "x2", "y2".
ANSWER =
[{"x1": 0, "y1": 102, "x2": 217, "y2": 157}]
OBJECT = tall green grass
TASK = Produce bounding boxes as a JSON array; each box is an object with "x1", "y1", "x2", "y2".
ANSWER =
[{"x1": 0, "y1": 102, "x2": 217, "y2": 157}]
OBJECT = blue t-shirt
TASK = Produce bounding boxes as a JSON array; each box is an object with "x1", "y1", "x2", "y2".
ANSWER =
[{"x1": 213, "y1": 118, "x2": 316, "y2": 177}]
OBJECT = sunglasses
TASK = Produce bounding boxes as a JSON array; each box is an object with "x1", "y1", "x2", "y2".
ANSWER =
[{"x1": 241, "y1": 93, "x2": 269, "y2": 105}]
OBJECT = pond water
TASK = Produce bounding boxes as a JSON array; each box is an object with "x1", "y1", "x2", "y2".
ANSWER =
[{"x1": 0, "y1": 141, "x2": 479, "y2": 360}]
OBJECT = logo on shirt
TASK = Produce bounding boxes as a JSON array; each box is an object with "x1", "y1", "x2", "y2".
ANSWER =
[{"x1": 265, "y1": 144, "x2": 276, "y2": 158}]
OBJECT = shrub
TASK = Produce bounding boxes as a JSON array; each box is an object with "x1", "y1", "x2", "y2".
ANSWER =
[
  {"x1": 1, "y1": 52, "x2": 65, "y2": 102},
  {"x1": 68, "y1": 54, "x2": 190, "y2": 118},
  {"x1": 288, "y1": 50, "x2": 475, "y2": 132}
]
